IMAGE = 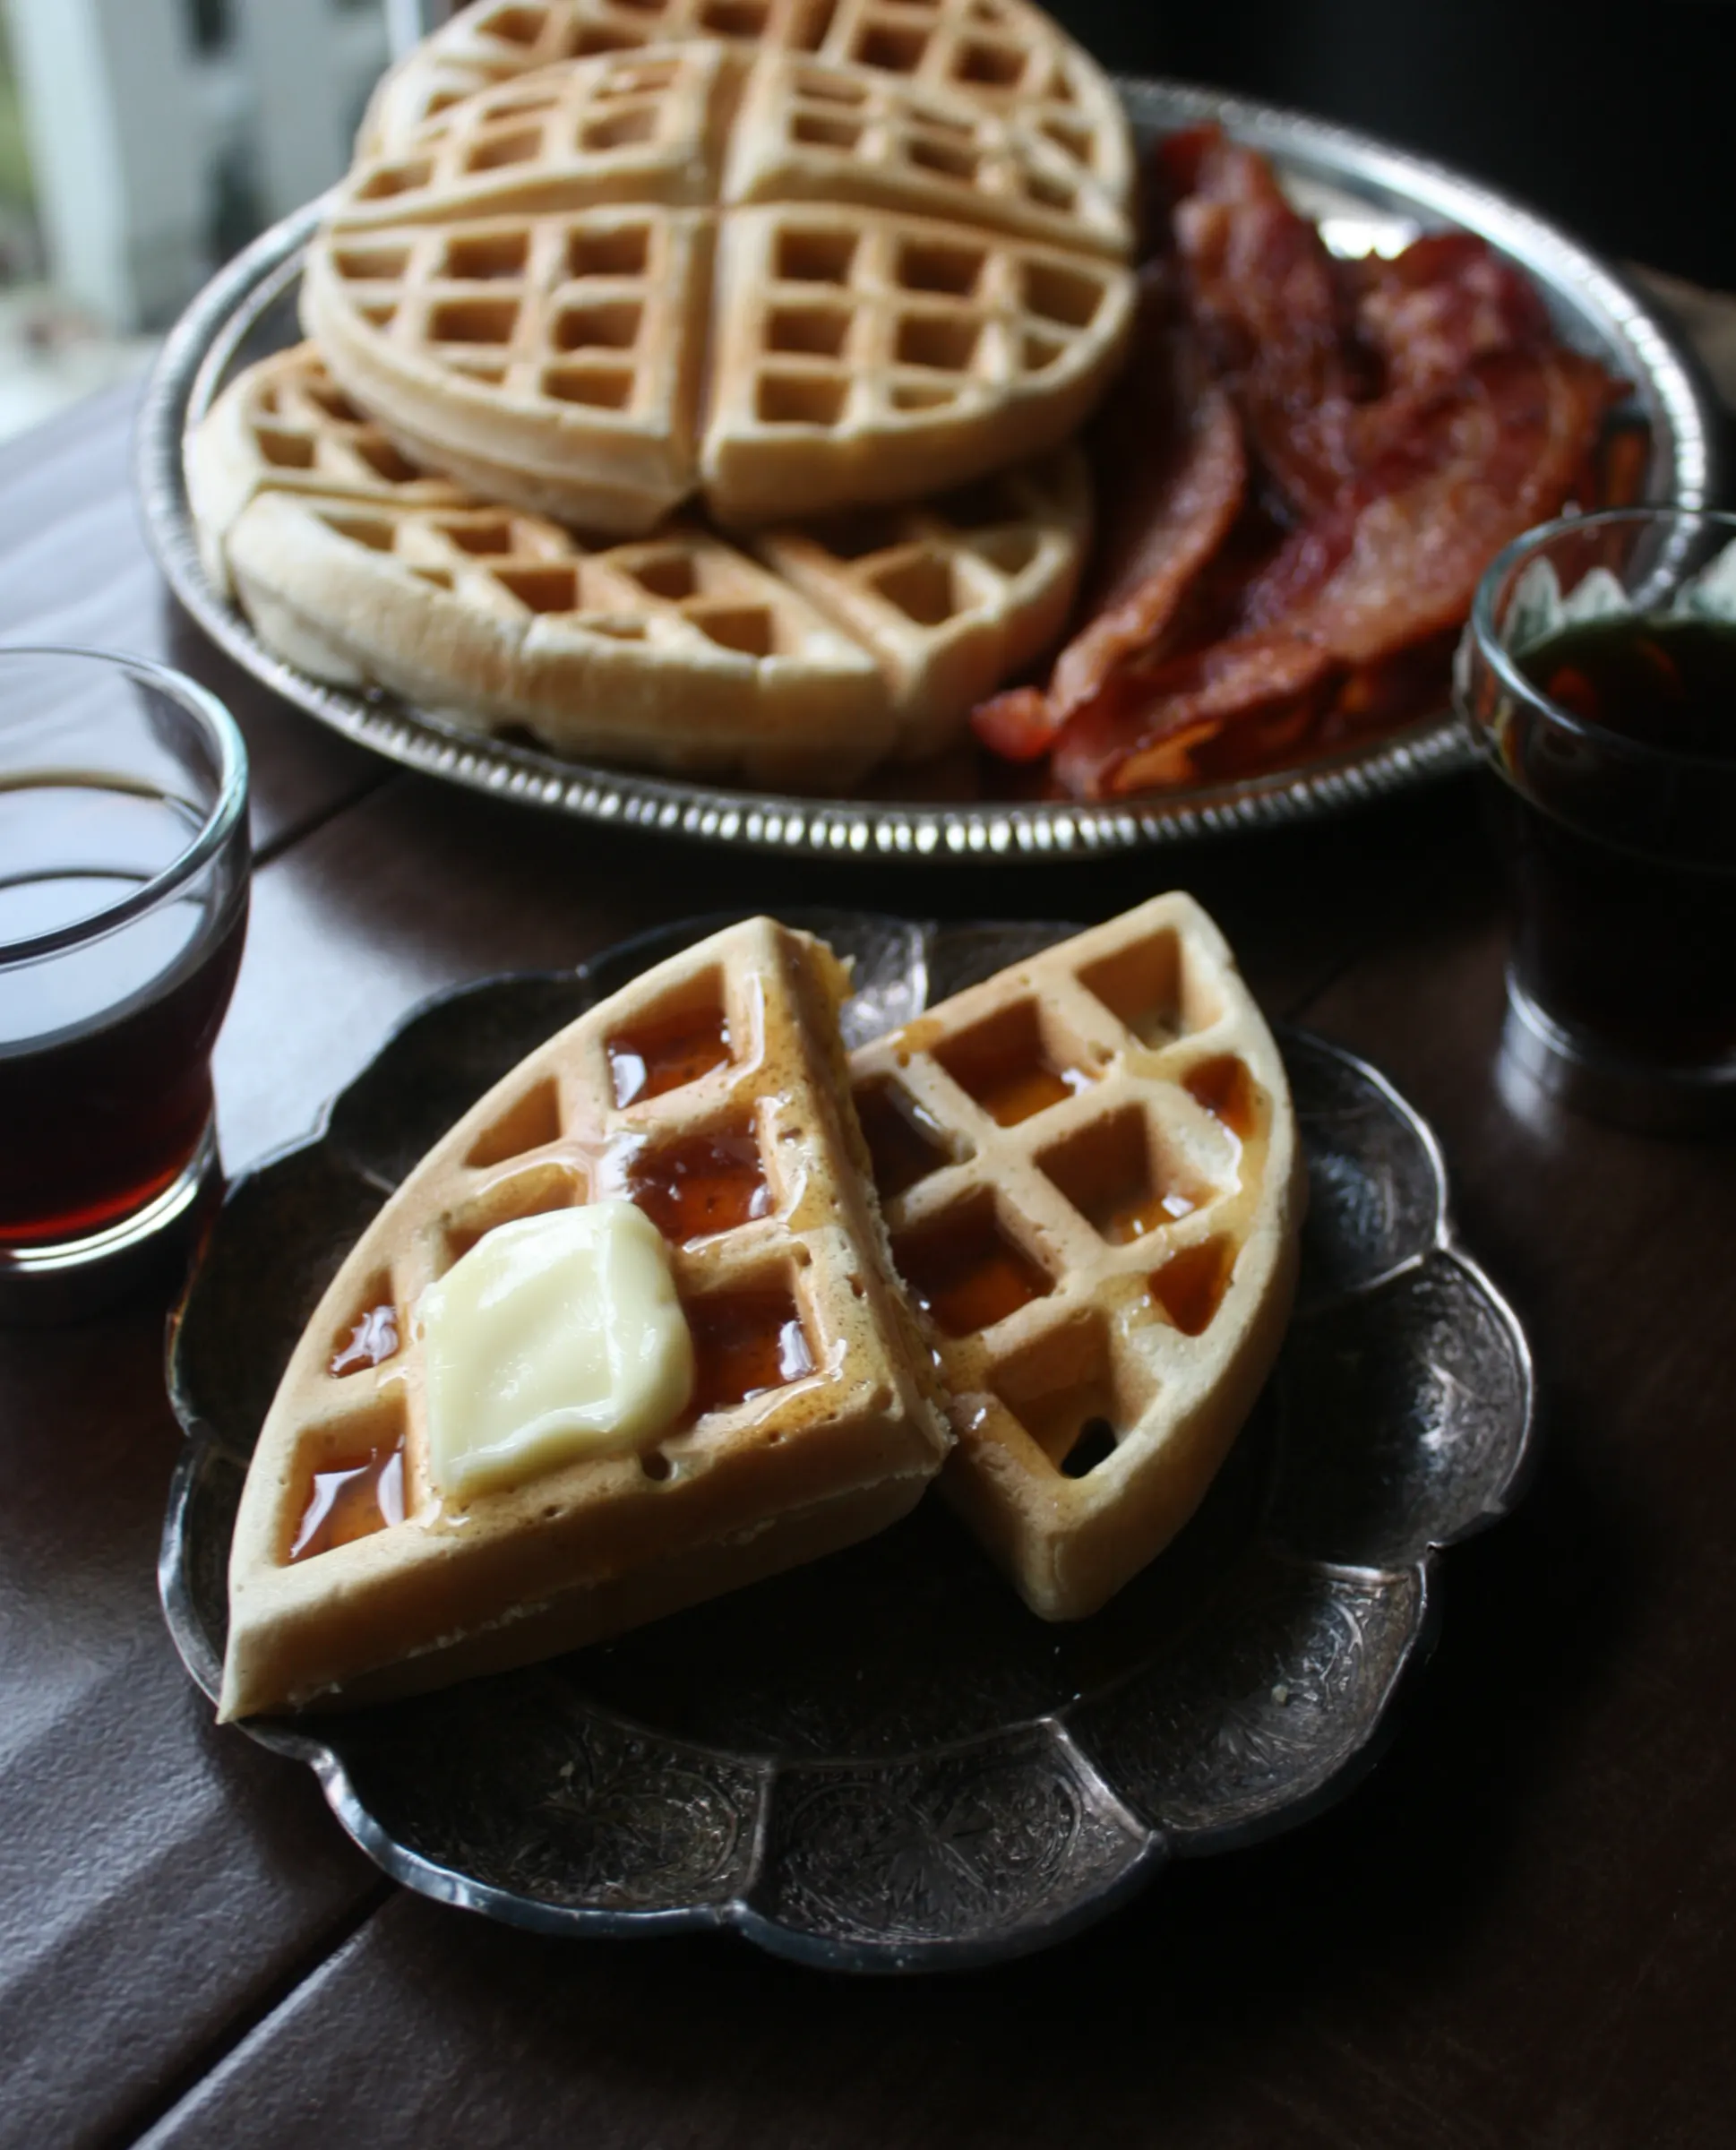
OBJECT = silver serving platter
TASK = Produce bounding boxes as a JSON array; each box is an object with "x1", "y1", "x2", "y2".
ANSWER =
[
  {"x1": 160, "y1": 915, "x2": 1535, "y2": 1972},
  {"x1": 136, "y1": 77, "x2": 1718, "y2": 862}
]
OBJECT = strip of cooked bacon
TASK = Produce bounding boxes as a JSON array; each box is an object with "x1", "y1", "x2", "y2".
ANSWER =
[
  {"x1": 1055, "y1": 346, "x2": 1623, "y2": 796},
  {"x1": 972, "y1": 273, "x2": 1246, "y2": 762},
  {"x1": 1164, "y1": 125, "x2": 1362, "y2": 520}
]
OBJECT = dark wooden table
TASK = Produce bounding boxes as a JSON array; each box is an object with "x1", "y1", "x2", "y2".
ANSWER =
[{"x1": 4, "y1": 358, "x2": 1734, "y2": 2150}]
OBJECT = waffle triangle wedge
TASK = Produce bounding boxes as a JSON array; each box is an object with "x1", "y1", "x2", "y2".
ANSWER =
[
  {"x1": 220, "y1": 918, "x2": 949, "y2": 1720},
  {"x1": 849, "y1": 896, "x2": 1305, "y2": 1621}
]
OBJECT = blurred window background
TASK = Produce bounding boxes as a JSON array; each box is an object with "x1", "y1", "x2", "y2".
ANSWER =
[{"x1": 0, "y1": 0, "x2": 409, "y2": 437}]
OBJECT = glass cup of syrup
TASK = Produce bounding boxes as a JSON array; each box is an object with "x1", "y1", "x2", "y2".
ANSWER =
[
  {"x1": 0, "y1": 649, "x2": 250, "y2": 1319},
  {"x1": 1458, "y1": 508, "x2": 1736, "y2": 1131}
]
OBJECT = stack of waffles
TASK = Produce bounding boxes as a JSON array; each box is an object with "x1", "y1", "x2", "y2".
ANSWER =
[
  {"x1": 190, "y1": 0, "x2": 1138, "y2": 784},
  {"x1": 223, "y1": 900, "x2": 1304, "y2": 1718}
]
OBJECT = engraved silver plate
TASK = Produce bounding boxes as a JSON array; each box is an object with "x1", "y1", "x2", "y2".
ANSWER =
[
  {"x1": 160, "y1": 916, "x2": 1536, "y2": 1971},
  {"x1": 134, "y1": 78, "x2": 1719, "y2": 864}
]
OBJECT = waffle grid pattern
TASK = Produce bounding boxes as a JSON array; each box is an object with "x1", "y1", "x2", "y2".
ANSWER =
[
  {"x1": 715, "y1": 204, "x2": 1125, "y2": 437},
  {"x1": 318, "y1": 38, "x2": 1135, "y2": 528},
  {"x1": 222, "y1": 922, "x2": 947, "y2": 1719},
  {"x1": 323, "y1": 203, "x2": 703, "y2": 435},
  {"x1": 345, "y1": 45, "x2": 728, "y2": 227},
  {"x1": 301, "y1": 496, "x2": 858, "y2": 666},
  {"x1": 726, "y1": 52, "x2": 1130, "y2": 255},
  {"x1": 198, "y1": 345, "x2": 1090, "y2": 777},
  {"x1": 849, "y1": 897, "x2": 1301, "y2": 1617},
  {"x1": 752, "y1": 449, "x2": 1089, "y2": 749},
  {"x1": 364, "y1": 0, "x2": 1133, "y2": 205}
]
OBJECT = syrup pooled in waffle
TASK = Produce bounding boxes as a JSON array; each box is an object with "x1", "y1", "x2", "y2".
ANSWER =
[
  {"x1": 220, "y1": 918, "x2": 950, "y2": 1721},
  {"x1": 849, "y1": 896, "x2": 1305, "y2": 1621},
  {"x1": 750, "y1": 450, "x2": 1091, "y2": 760},
  {"x1": 193, "y1": 346, "x2": 1089, "y2": 778},
  {"x1": 361, "y1": 0, "x2": 1134, "y2": 211},
  {"x1": 306, "y1": 44, "x2": 1135, "y2": 529}
]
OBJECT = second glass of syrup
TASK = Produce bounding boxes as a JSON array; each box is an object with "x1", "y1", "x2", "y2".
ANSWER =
[{"x1": 1461, "y1": 511, "x2": 1736, "y2": 1129}]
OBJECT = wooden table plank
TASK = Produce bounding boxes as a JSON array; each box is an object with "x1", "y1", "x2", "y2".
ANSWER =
[
  {"x1": 0, "y1": 383, "x2": 384, "y2": 856},
  {"x1": 0, "y1": 1306, "x2": 383, "y2": 2150}
]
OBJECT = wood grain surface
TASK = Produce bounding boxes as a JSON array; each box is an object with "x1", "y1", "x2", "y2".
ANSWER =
[{"x1": 1, "y1": 354, "x2": 1732, "y2": 2150}]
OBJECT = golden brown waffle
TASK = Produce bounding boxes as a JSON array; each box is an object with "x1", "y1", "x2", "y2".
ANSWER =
[
  {"x1": 306, "y1": 43, "x2": 1134, "y2": 529},
  {"x1": 220, "y1": 917, "x2": 950, "y2": 1721},
  {"x1": 849, "y1": 897, "x2": 1305, "y2": 1621},
  {"x1": 193, "y1": 345, "x2": 1090, "y2": 778},
  {"x1": 186, "y1": 343, "x2": 468, "y2": 591},
  {"x1": 723, "y1": 51, "x2": 1131, "y2": 258},
  {"x1": 702, "y1": 200, "x2": 1128, "y2": 521},
  {"x1": 339, "y1": 41, "x2": 735, "y2": 229},
  {"x1": 753, "y1": 452, "x2": 1090, "y2": 761},
  {"x1": 361, "y1": 0, "x2": 1135, "y2": 213}
]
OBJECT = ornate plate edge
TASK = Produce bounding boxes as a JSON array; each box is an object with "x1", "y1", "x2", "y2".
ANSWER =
[{"x1": 158, "y1": 924, "x2": 1538, "y2": 1972}]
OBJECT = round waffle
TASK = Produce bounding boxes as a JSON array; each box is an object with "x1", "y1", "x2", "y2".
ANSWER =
[
  {"x1": 305, "y1": 40, "x2": 1135, "y2": 531},
  {"x1": 192, "y1": 346, "x2": 1093, "y2": 780},
  {"x1": 361, "y1": 0, "x2": 1135, "y2": 213}
]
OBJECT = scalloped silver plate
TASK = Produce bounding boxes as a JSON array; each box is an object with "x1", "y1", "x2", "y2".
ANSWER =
[
  {"x1": 134, "y1": 77, "x2": 1718, "y2": 864},
  {"x1": 160, "y1": 914, "x2": 1536, "y2": 1971}
]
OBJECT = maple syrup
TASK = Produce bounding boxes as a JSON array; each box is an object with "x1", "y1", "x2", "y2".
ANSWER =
[
  {"x1": 618, "y1": 1130, "x2": 769, "y2": 1244},
  {"x1": 1097, "y1": 1185, "x2": 1199, "y2": 1245},
  {"x1": 973, "y1": 1060, "x2": 1095, "y2": 1127},
  {"x1": 685, "y1": 1290, "x2": 814, "y2": 1418},
  {"x1": 895, "y1": 1204, "x2": 1052, "y2": 1337},
  {"x1": 934, "y1": 1002, "x2": 1096, "y2": 1128},
  {"x1": 329, "y1": 1303, "x2": 400, "y2": 1379},
  {"x1": 1149, "y1": 1237, "x2": 1237, "y2": 1337},
  {"x1": 1183, "y1": 1057, "x2": 1259, "y2": 1142},
  {"x1": 855, "y1": 1080, "x2": 952, "y2": 1200},
  {"x1": 288, "y1": 1434, "x2": 407, "y2": 1562},
  {"x1": 607, "y1": 1002, "x2": 732, "y2": 1107},
  {"x1": 0, "y1": 775, "x2": 247, "y2": 1246},
  {"x1": 1493, "y1": 614, "x2": 1736, "y2": 1063}
]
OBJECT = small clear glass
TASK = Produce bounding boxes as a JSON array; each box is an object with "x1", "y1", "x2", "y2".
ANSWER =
[
  {"x1": 1457, "y1": 509, "x2": 1736, "y2": 1131},
  {"x1": 0, "y1": 649, "x2": 250, "y2": 1319}
]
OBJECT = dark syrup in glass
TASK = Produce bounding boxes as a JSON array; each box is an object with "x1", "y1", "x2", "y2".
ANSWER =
[
  {"x1": 1499, "y1": 615, "x2": 1736, "y2": 1064},
  {"x1": 0, "y1": 776, "x2": 247, "y2": 1245}
]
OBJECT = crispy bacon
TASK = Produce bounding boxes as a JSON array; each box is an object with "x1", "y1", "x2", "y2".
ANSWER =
[
  {"x1": 971, "y1": 125, "x2": 1629, "y2": 802},
  {"x1": 1057, "y1": 347, "x2": 1623, "y2": 797},
  {"x1": 972, "y1": 272, "x2": 1246, "y2": 761}
]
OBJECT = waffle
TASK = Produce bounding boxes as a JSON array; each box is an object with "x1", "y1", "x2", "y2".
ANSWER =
[
  {"x1": 220, "y1": 917, "x2": 950, "y2": 1721},
  {"x1": 849, "y1": 896, "x2": 1305, "y2": 1621},
  {"x1": 193, "y1": 346, "x2": 1090, "y2": 778},
  {"x1": 186, "y1": 344, "x2": 468, "y2": 593},
  {"x1": 360, "y1": 0, "x2": 1135, "y2": 216},
  {"x1": 701, "y1": 200, "x2": 1130, "y2": 521},
  {"x1": 306, "y1": 44, "x2": 1135, "y2": 529},
  {"x1": 752, "y1": 451, "x2": 1090, "y2": 761}
]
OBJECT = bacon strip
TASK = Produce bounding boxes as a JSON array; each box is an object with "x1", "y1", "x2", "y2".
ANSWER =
[
  {"x1": 972, "y1": 276, "x2": 1246, "y2": 762},
  {"x1": 1056, "y1": 347, "x2": 1622, "y2": 797}
]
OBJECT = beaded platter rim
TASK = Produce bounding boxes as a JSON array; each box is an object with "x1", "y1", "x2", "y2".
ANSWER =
[
  {"x1": 133, "y1": 73, "x2": 1719, "y2": 864},
  {"x1": 159, "y1": 912, "x2": 1537, "y2": 1973}
]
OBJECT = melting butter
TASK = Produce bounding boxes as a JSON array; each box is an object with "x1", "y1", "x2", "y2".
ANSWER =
[{"x1": 417, "y1": 1202, "x2": 694, "y2": 1502}]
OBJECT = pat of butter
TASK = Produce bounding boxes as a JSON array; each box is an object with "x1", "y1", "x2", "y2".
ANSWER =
[{"x1": 417, "y1": 1201, "x2": 694, "y2": 1502}]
